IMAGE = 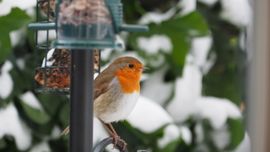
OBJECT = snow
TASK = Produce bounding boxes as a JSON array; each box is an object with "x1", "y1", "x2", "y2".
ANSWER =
[
  {"x1": 137, "y1": 35, "x2": 172, "y2": 54},
  {"x1": 139, "y1": 8, "x2": 176, "y2": 25},
  {"x1": 210, "y1": 125, "x2": 230, "y2": 150},
  {"x1": 0, "y1": 103, "x2": 32, "y2": 150},
  {"x1": 179, "y1": 126, "x2": 192, "y2": 145},
  {"x1": 234, "y1": 132, "x2": 251, "y2": 152},
  {"x1": 16, "y1": 58, "x2": 26, "y2": 70},
  {"x1": 190, "y1": 36, "x2": 213, "y2": 74},
  {"x1": 195, "y1": 123, "x2": 204, "y2": 143},
  {"x1": 127, "y1": 96, "x2": 173, "y2": 133},
  {"x1": 0, "y1": 61, "x2": 13, "y2": 99},
  {"x1": 10, "y1": 30, "x2": 25, "y2": 47},
  {"x1": 0, "y1": 0, "x2": 36, "y2": 16},
  {"x1": 93, "y1": 117, "x2": 109, "y2": 145},
  {"x1": 198, "y1": 0, "x2": 219, "y2": 6},
  {"x1": 50, "y1": 126, "x2": 61, "y2": 139},
  {"x1": 30, "y1": 141, "x2": 51, "y2": 152},
  {"x1": 178, "y1": 0, "x2": 196, "y2": 15},
  {"x1": 166, "y1": 62, "x2": 241, "y2": 129},
  {"x1": 167, "y1": 63, "x2": 202, "y2": 122},
  {"x1": 196, "y1": 97, "x2": 241, "y2": 129},
  {"x1": 19, "y1": 91, "x2": 43, "y2": 110},
  {"x1": 141, "y1": 67, "x2": 173, "y2": 105},
  {"x1": 158, "y1": 124, "x2": 180, "y2": 148},
  {"x1": 220, "y1": 0, "x2": 252, "y2": 27}
]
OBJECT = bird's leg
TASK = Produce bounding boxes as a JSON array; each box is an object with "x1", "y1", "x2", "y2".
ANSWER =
[
  {"x1": 106, "y1": 123, "x2": 127, "y2": 151},
  {"x1": 99, "y1": 120, "x2": 127, "y2": 151}
]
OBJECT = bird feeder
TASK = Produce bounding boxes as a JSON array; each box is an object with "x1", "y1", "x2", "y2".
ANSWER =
[{"x1": 28, "y1": 0, "x2": 148, "y2": 151}]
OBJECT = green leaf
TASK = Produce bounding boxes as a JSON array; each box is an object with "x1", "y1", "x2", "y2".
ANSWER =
[
  {"x1": 0, "y1": 7, "x2": 31, "y2": 63},
  {"x1": 0, "y1": 33, "x2": 11, "y2": 65},
  {"x1": 0, "y1": 7, "x2": 31, "y2": 32},
  {"x1": 20, "y1": 100, "x2": 50, "y2": 125},
  {"x1": 227, "y1": 118, "x2": 245, "y2": 150}
]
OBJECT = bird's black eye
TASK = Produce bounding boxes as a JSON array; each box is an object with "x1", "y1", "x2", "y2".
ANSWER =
[{"x1": 128, "y1": 64, "x2": 134, "y2": 68}]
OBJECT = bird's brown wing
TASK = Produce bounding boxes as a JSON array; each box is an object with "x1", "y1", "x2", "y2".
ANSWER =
[{"x1": 93, "y1": 69, "x2": 115, "y2": 100}]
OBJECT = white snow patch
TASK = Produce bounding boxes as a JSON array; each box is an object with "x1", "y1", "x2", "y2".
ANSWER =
[
  {"x1": 142, "y1": 67, "x2": 173, "y2": 105},
  {"x1": 0, "y1": 0, "x2": 36, "y2": 16},
  {"x1": 167, "y1": 63, "x2": 202, "y2": 122},
  {"x1": 178, "y1": 0, "x2": 196, "y2": 15},
  {"x1": 220, "y1": 0, "x2": 252, "y2": 27},
  {"x1": 211, "y1": 125, "x2": 230, "y2": 150},
  {"x1": 16, "y1": 58, "x2": 25, "y2": 70},
  {"x1": 93, "y1": 117, "x2": 109, "y2": 145},
  {"x1": 50, "y1": 126, "x2": 61, "y2": 139},
  {"x1": 139, "y1": 8, "x2": 176, "y2": 25},
  {"x1": 179, "y1": 126, "x2": 192, "y2": 145},
  {"x1": 234, "y1": 132, "x2": 251, "y2": 152},
  {"x1": 137, "y1": 35, "x2": 172, "y2": 54},
  {"x1": 30, "y1": 141, "x2": 51, "y2": 152},
  {"x1": 198, "y1": 0, "x2": 219, "y2": 6},
  {"x1": 148, "y1": 55, "x2": 166, "y2": 68},
  {"x1": 1, "y1": 60, "x2": 13, "y2": 73},
  {"x1": 127, "y1": 96, "x2": 173, "y2": 133},
  {"x1": 191, "y1": 36, "x2": 213, "y2": 73},
  {"x1": 158, "y1": 124, "x2": 180, "y2": 148},
  {"x1": 196, "y1": 97, "x2": 241, "y2": 129},
  {"x1": 166, "y1": 61, "x2": 241, "y2": 129},
  {"x1": 19, "y1": 91, "x2": 42, "y2": 110},
  {"x1": 0, "y1": 61, "x2": 13, "y2": 99},
  {"x1": 10, "y1": 30, "x2": 24, "y2": 46},
  {"x1": 195, "y1": 123, "x2": 204, "y2": 143},
  {"x1": 0, "y1": 103, "x2": 32, "y2": 150}
]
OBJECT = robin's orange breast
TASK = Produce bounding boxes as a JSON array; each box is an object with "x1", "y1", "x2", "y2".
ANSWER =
[{"x1": 116, "y1": 70, "x2": 141, "y2": 93}]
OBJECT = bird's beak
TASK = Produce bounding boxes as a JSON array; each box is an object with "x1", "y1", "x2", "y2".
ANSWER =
[{"x1": 142, "y1": 66, "x2": 149, "y2": 72}]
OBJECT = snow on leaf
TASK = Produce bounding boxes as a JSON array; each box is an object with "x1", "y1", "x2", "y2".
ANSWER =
[
  {"x1": 196, "y1": 97, "x2": 241, "y2": 129},
  {"x1": 167, "y1": 63, "x2": 202, "y2": 122},
  {"x1": 179, "y1": 126, "x2": 192, "y2": 145},
  {"x1": 178, "y1": 0, "x2": 196, "y2": 16},
  {"x1": 93, "y1": 117, "x2": 108, "y2": 145},
  {"x1": 29, "y1": 141, "x2": 51, "y2": 152},
  {"x1": 142, "y1": 67, "x2": 173, "y2": 105},
  {"x1": 190, "y1": 36, "x2": 213, "y2": 73},
  {"x1": 139, "y1": 8, "x2": 176, "y2": 25},
  {"x1": 210, "y1": 125, "x2": 230, "y2": 150},
  {"x1": 137, "y1": 35, "x2": 172, "y2": 54},
  {"x1": 220, "y1": 0, "x2": 252, "y2": 27},
  {"x1": 0, "y1": 60, "x2": 13, "y2": 99},
  {"x1": 19, "y1": 91, "x2": 42, "y2": 110},
  {"x1": 158, "y1": 124, "x2": 180, "y2": 148},
  {"x1": 0, "y1": 103, "x2": 32, "y2": 150},
  {"x1": 127, "y1": 96, "x2": 173, "y2": 133},
  {"x1": 198, "y1": 0, "x2": 219, "y2": 6}
]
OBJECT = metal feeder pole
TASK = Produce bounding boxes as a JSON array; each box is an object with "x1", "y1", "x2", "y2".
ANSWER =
[{"x1": 70, "y1": 49, "x2": 94, "y2": 152}]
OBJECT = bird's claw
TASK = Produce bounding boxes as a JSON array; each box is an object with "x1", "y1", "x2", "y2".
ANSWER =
[{"x1": 112, "y1": 135, "x2": 127, "y2": 151}]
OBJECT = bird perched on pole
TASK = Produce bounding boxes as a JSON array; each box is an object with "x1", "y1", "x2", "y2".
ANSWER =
[{"x1": 63, "y1": 56, "x2": 144, "y2": 150}]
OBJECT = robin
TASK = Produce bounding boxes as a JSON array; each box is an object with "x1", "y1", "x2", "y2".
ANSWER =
[{"x1": 63, "y1": 56, "x2": 144, "y2": 150}]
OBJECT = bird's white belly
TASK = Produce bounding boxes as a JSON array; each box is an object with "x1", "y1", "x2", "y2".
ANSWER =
[{"x1": 99, "y1": 92, "x2": 139, "y2": 123}]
